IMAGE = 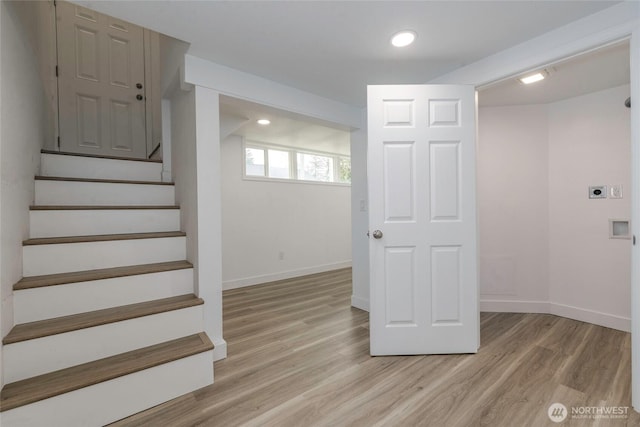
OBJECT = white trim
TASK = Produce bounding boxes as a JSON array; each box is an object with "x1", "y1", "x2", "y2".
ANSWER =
[
  {"x1": 550, "y1": 302, "x2": 631, "y2": 333},
  {"x1": 143, "y1": 29, "x2": 153, "y2": 156},
  {"x1": 350, "y1": 295, "x2": 369, "y2": 312},
  {"x1": 183, "y1": 55, "x2": 363, "y2": 130},
  {"x1": 630, "y1": 27, "x2": 640, "y2": 410},
  {"x1": 480, "y1": 299, "x2": 631, "y2": 332},
  {"x1": 161, "y1": 99, "x2": 172, "y2": 182},
  {"x1": 243, "y1": 175, "x2": 351, "y2": 188},
  {"x1": 222, "y1": 261, "x2": 352, "y2": 290}
]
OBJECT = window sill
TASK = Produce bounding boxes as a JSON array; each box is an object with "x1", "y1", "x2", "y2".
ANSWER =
[{"x1": 242, "y1": 175, "x2": 351, "y2": 187}]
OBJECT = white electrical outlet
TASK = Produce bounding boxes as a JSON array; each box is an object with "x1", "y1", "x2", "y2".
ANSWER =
[{"x1": 610, "y1": 184, "x2": 623, "y2": 199}]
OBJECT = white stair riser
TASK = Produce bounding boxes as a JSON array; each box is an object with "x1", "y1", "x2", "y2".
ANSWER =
[
  {"x1": 40, "y1": 153, "x2": 163, "y2": 182},
  {"x1": 23, "y1": 237, "x2": 186, "y2": 276},
  {"x1": 29, "y1": 209, "x2": 180, "y2": 238},
  {"x1": 0, "y1": 350, "x2": 213, "y2": 427},
  {"x1": 13, "y1": 269, "x2": 194, "y2": 323},
  {"x1": 35, "y1": 180, "x2": 175, "y2": 206},
  {"x1": 3, "y1": 305, "x2": 203, "y2": 383}
]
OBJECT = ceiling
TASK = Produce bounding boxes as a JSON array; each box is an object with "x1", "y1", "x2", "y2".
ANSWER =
[
  {"x1": 478, "y1": 40, "x2": 630, "y2": 107},
  {"x1": 75, "y1": 0, "x2": 622, "y2": 107},
  {"x1": 220, "y1": 96, "x2": 351, "y2": 155},
  {"x1": 218, "y1": 32, "x2": 629, "y2": 152}
]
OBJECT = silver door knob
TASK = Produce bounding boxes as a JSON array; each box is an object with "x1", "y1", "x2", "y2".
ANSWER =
[{"x1": 372, "y1": 230, "x2": 383, "y2": 239}]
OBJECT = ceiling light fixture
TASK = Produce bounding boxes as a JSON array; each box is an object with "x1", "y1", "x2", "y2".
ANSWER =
[
  {"x1": 257, "y1": 119, "x2": 271, "y2": 125},
  {"x1": 391, "y1": 30, "x2": 417, "y2": 48},
  {"x1": 518, "y1": 71, "x2": 546, "y2": 85}
]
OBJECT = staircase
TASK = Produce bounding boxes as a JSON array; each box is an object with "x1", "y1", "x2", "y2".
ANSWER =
[{"x1": 0, "y1": 150, "x2": 214, "y2": 426}]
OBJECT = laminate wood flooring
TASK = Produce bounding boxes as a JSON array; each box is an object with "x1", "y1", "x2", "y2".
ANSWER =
[{"x1": 112, "y1": 268, "x2": 640, "y2": 426}]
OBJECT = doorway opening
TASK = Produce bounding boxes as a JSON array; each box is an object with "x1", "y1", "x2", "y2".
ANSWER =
[
  {"x1": 476, "y1": 40, "x2": 631, "y2": 331},
  {"x1": 54, "y1": 0, "x2": 161, "y2": 159},
  {"x1": 218, "y1": 95, "x2": 353, "y2": 291}
]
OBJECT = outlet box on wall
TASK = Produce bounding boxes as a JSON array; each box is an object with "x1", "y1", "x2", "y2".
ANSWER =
[{"x1": 589, "y1": 185, "x2": 607, "y2": 199}]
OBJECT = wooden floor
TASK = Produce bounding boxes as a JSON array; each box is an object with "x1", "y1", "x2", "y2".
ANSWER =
[{"x1": 113, "y1": 268, "x2": 640, "y2": 426}]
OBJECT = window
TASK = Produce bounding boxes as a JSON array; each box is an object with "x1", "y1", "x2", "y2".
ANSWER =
[
  {"x1": 245, "y1": 148, "x2": 265, "y2": 177},
  {"x1": 268, "y1": 149, "x2": 290, "y2": 179},
  {"x1": 244, "y1": 141, "x2": 350, "y2": 185},
  {"x1": 297, "y1": 153, "x2": 334, "y2": 182}
]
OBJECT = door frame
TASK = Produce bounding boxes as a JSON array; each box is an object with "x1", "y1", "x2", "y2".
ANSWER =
[
  {"x1": 52, "y1": 0, "x2": 158, "y2": 157},
  {"x1": 433, "y1": 28, "x2": 640, "y2": 409}
]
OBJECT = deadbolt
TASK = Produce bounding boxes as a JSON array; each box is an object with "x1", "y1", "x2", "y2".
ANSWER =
[
  {"x1": 136, "y1": 83, "x2": 143, "y2": 89},
  {"x1": 136, "y1": 94, "x2": 143, "y2": 101},
  {"x1": 372, "y1": 230, "x2": 383, "y2": 239}
]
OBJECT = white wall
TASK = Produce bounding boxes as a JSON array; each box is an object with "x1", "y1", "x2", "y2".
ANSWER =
[
  {"x1": 548, "y1": 84, "x2": 631, "y2": 329},
  {"x1": 169, "y1": 88, "x2": 197, "y2": 263},
  {"x1": 159, "y1": 34, "x2": 190, "y2": 97},
  {"x1": 1, "y1": 0, "x2": 51, "y2": 387},
  {"x1": 478, "y1": 105, "x2": 550, "y2": 311},
  {"x1": 9, "y1": 1, "x2": 56, "y2": 150},
  {"x1": 478, "y1": 84, "x2": 631, "y2": 331},
  {"x1": 221, "y1": 134, "x2": 352, "y2": 289}
]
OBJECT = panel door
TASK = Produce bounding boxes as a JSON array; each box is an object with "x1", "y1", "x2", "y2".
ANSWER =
[
  {"x1": 57, "y1": 1, "x2": 146, "y2": 158},
  {"x1": 367, "y1": 84, "x2": 479, "y2": 355}
]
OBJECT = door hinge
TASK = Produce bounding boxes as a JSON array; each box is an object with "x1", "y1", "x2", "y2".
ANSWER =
[
  {"x1": 634, "y1": 235, "x2": 636, "y2": 246},
  {"x1": 55, "y1": 65, "x2": 58, "y2": 77},
  {"x1": 57, "y1": 136, "x2": 60, "y2": 148},
  {"x1": 53, "y1": 0, "x2": 57, "y2": 7}
]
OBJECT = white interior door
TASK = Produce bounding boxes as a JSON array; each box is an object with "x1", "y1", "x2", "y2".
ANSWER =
[
  {"x1": 57, "y1": 1, "x2": 147, "y2": 158},
  {"x1": 367, "y1": 84, "x2": 479, "y2": 355}
]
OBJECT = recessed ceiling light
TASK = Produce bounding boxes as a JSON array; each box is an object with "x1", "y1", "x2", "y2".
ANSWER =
[
  {"x1": 391, "y1": 30, "x2": 417, "y2": 48},
  {"x1": 519, "y1": 72, "x2": 546, "y2": 85},
  {"x1": 257, "y1": 119, "x2": 271, "y2": 125}
]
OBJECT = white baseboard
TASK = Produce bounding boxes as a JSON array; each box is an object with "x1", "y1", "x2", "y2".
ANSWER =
[
  {"x1": 480, "y1": 298, "x2": 630, "y2": 332},
  {"x1": 212, "y1": 338, "x2": 227, "y2": 362},
  {"x1": 549, "y1": 302, "x2": 631, "y2": 332},
  {"x1": 351, "y1": 295, "x2": 369, "y2": 312},
  {"x1": 222, "y1": 261, "x2": 352, "y2": 290},
  {"x1": 480, "y1": 299, "x2": 550, "y2": 314}
]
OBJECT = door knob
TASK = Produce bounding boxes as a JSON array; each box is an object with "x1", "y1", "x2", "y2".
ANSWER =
[
  {"x1": 136, "y1": 94, "x2": 143, "y2": 101},
  {"x1": 136, "y1": 83, "x2": 143, "y2": 89},
  {"x1": 372, "y1": 230, "x2": 383, "y2": 239}
]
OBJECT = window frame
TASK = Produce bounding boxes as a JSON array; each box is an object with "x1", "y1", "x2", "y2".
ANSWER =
[{"x1": 242, "y1": 139, "x2": 351, "y2": 186}]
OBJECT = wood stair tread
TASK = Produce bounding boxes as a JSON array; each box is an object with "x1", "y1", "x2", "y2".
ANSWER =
[
  {"x1": 14, "y1": 261, "x2": 193, "y2": 290},
  {"x1": 35, "y1": 176, "x2": 174, "y2": 186},
  {"x1": 0, "y1": 332, "x2": 213, "y2": 412},
  {"x1": 41, "y1": 149, "x2": 163, "y2": 163},
  {"x1": 30, "y1": 205, "x2": 180, "y2": 210},
  {"x1": 23, "y1": 231, "x2": 186, "y2": 246},
  {"x1": 3, "y1": 294, "x2": 203, "y2": 345}
]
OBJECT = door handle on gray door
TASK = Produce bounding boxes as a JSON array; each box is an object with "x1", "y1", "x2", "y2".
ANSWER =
[{"x1": 372, "y1": 230, "x2": 383, "y2": 239}]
